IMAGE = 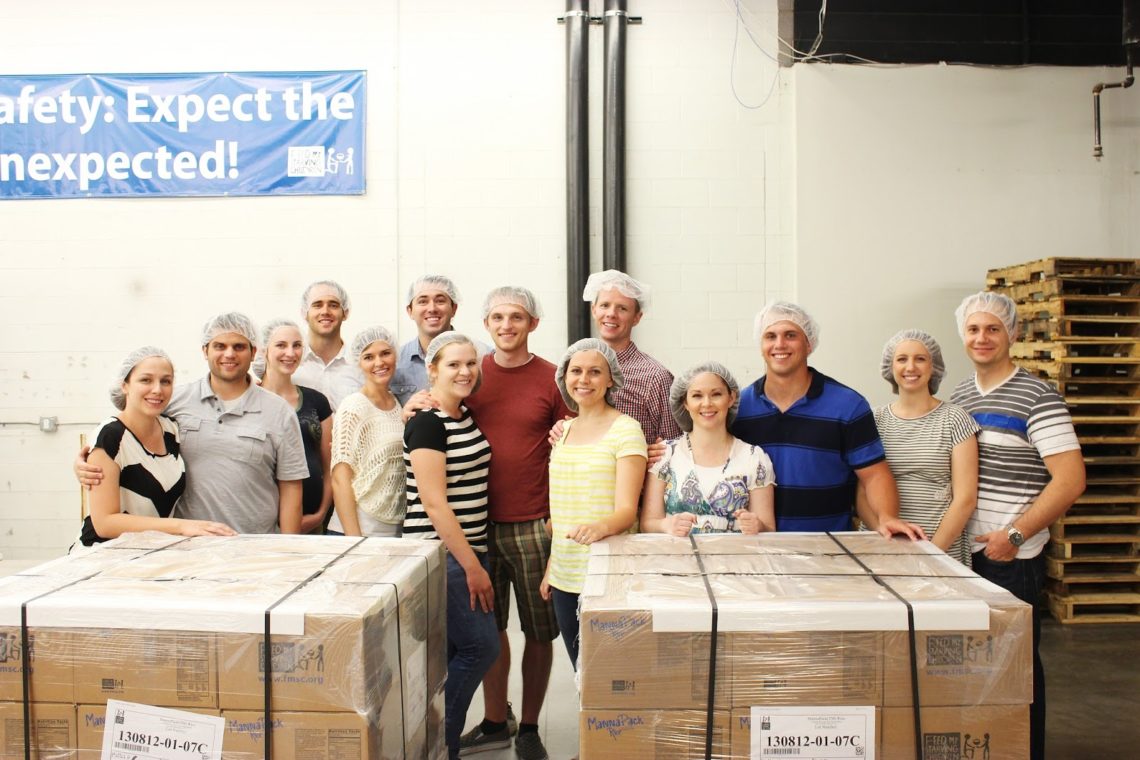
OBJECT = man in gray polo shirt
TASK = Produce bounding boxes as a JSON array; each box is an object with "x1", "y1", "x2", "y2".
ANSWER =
[{"x1": 78, "y1": 312, "x2": 309, "y2": 534}]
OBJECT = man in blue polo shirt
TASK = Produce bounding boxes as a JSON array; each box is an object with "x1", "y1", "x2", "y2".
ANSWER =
[{"x1": 732, "y1": 301, "x2": 920, "y2": 537}]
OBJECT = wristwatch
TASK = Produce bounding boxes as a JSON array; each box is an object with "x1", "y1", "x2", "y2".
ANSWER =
[{"x1": 1007, "y1": 526, "x2": 1025, "y2": 547}]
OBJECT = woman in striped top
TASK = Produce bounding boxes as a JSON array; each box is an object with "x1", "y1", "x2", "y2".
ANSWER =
[
  {"x1": 542, "y1": 339, "x2": 647, "y2": 669},
  {"x1": 401, "y1": 331, "x2": 497, "y2": 760},
  {"x1": 859, "y1": 329, "x2": 980, "y2": 565}
]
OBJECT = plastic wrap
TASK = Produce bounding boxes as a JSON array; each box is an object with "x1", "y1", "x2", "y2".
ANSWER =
[
  {"x1": 578, "y1": 533, "x2": 1031, "y2": 760},
  {"x1": 0, "y1": 534, "x2": 447, "y2": 760}
]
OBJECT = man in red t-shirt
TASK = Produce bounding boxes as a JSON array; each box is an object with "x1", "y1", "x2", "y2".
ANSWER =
[{"x1": 460, "y1": 286, "x2": 571, "y2": 760}]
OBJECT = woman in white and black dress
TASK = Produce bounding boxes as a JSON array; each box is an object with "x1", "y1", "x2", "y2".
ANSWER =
[{"x1": 78, "y1": 347, "x2": 235, "y2": 547}]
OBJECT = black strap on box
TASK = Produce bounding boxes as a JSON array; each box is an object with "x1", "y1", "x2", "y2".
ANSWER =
[
  {"x1": 827, "y1": 533, "x2": 924, "y2": 760},
  {"x1": 689, "y1": 535, "x2": 719, "y2": 760},
  {"x1": 260, "y1": 538, "x2": 368, "y2": 760}
]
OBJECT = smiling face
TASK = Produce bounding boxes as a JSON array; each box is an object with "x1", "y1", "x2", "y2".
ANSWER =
[
  {"x1": 408, "y1": 288, "x2": 457, "y2": 342},
  {"x1": 685, "y1": 372, "x2": 736, "y2": 431},
  {"x1": 304, "y1": 284, "x2": 348, "y2": 340},
  {"x1": 591, "y1": 288, "x2": 642, "y2": 349},
  {"x1": 358, "y1": 340, "x2": 396, "y2": 390},
  {"x1": 564, "y1": 350, "x2": 614, "y2": 410},
  {"x1": 203, "y1": 332, "x2": 255, "y2": 383},
  {"x1": 963, "y1": 311, "x2": 1012, "y2": 369},
  {"x1": 892, "y1": 340, "x2": 934, "y2": 395},
  {"x1": 484, "y1": 303, "x2": 538, "y2": 354},
  {"x1": 122, "y1": 356, "x2": 175, "y2": 417},
  {"x1": 760, "y1": 320, "x2": 809, "y2": 378},
  {"x1": 265, "y1": 325, "x2": 304, "y2": 378},
  {"x1": 428, "y1": 342, "x2": 479, "y2": 400}
]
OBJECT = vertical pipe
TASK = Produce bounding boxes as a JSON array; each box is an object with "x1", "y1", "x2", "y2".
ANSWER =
[
  {"x1": 566, "y1": 0, "x2": 591, "y2": 343},
  {"x1": 603, "y1": 0, "x2": 627, "y2": 272}
]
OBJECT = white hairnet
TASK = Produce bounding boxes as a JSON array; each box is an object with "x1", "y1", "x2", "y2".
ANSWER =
[
  {"x1": 424, "y1": 331, "x2": 481, "y2": 394},
  {"x1": 110, "y1": 346, "x2": 172, "y2": 411},
  {"x1": 954, "y1": 291, "x2": 1018, "y2": 340},
  {"x1": 669, "y1": 362, "x2": 741, "y2": 433},
  {"x1": 350, "y1": 325, "x2": 397, "y2": 364},
  {"x1": 300, "y1": 280, "x2": 351, "y2": 312},
  {"x1": 880, "y1": 329, "x2": 946, "y2": 395},
  {"x1": 482, "y1": 286, "x2": 544, "y2": 319},
  {"x1": 201, "y1": 312, "x2": 258, "y2": 348},
  {"x1": 554, "y1": 338, "x2": 625, "y2": 413},
  {"x1": 753, "y1": 301, "x2": 821, "y2": 353},
  {"x1": 406, "y1": 275, "x2": 461, "y2": 306},
  {"x1": 582, "y1": 270, "x2": 651, "y2": 311},
  {"x1": 251, "y1": 318, "x2": 302, "y2": 380}
]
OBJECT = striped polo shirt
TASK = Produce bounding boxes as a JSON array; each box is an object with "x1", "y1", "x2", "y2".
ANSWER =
[
  {"x1": 732, "y1": 369, "x2": 886, "y2": 533},
  {"x1": 402, "y1": 406, "x2": 492, "y2": 551},
  {"x1": 950, "y1": 368, "x2": 1080, "y2": 559}
]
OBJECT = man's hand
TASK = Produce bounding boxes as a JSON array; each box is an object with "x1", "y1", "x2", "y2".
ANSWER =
[
  {"x1": 975, "y1": 529, "x2": 1018, "y2": 562},
  {"x1": 646, "y1": 438, "x2": 666, "y2": 467},
  {"x1": 401, "y1": 390, "x2": 438, "y2": 423},
  {"x1": 877, "y1": 518, "x2": 927, "y2": 541},
  {"x1": 547, "y1": 417, "x2": 570, "y2": 447},
  {"x1": 75, "y1": 445, "x2": 103, "y2": 489}
]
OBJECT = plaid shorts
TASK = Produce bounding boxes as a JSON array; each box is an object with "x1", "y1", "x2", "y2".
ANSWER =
[{"x1": 487, "y1": 518, "x2": 559, "y2": 641}]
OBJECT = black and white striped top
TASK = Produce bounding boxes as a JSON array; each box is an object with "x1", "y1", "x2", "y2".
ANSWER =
[
  {"x1": 950, "y1": 368, "x2": 1081, "y2": 559},
  {"x1": 402, "y1": 406, "x2": 491, "y2": 551}
]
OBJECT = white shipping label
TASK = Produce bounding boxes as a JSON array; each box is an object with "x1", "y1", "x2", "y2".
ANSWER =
[
  {"x1": 100, "y1": 700, "x2": 224, "y2": 760},
  {"x1": 750, "y1": 705, "x2": 875, "y2": 760}
]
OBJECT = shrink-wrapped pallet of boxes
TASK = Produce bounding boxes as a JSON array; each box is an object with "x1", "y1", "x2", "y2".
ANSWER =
[
  {"x1": 0, "y1": 533, "x2": 447, "y2": 760},
  {"x1": 577, "y1": 533, "x2": 1032, "y2": 760}
]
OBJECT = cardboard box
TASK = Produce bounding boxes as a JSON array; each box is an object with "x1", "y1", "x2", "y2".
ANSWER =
[
  {"x1": 881, "y1": 704, "x2": 1029, "y2": 760},
  {"x1": 76, "y1": 704, "x2": 219, "y2": 755},
  {"x1": 222, "y1": 710, "x2": 393, "y2": 760},
  {"x1": 579, "y1": 709, "x2": 730, "y2": 760},
  {"x1": 730, "y1": 631, "x2": 882, "y2": 707},
  {"x1": 0, "y1": 629, "x2": 74, "y2": 704},
  {"x1": 0, "y1": 702, "x2": 76, "y2": 760},
  {"x1": 72, "y1": 628, "x2": 217, "y2": 708}
]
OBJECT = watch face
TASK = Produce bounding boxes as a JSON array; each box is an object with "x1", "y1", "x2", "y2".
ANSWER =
[{"x1": 1008, "y1": 528, "x2": 1024, "y2": 547}]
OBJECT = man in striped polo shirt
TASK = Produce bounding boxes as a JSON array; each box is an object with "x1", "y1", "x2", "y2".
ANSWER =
[
  {"x1": 732, "y1": 301, "x2": 920, "y2": 537},
  {"x1": 950, "y1": 291, "x2": 1085, "y2": 760}
]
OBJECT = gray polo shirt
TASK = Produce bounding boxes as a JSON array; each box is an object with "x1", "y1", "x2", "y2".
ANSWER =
[{"x1": 168, "y1": 377, "x2": 309, "y2": 534}]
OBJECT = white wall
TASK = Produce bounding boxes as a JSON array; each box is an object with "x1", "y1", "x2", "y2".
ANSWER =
[
  {"x1": 795, "y1": 64, "x2": 1140, "y2": 408},
  {"x1": 0, "y1": 0, "x2": 791, "y2": 558}
]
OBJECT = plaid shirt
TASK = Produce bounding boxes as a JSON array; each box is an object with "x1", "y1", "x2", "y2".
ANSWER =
[{"x1": 613, "y1": 342, "x2": 680, "y2": 443}]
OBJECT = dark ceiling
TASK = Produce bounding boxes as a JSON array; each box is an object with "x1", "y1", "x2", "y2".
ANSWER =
[{"x1": 792, "y1": 1, "x2": 1129, "y2": 66}]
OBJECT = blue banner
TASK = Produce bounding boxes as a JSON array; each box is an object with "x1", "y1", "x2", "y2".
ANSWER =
[{"x1": 0, "y1": 71, "x2": 365, "y2": 198}]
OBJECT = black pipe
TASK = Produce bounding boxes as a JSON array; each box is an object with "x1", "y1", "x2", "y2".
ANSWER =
[
  {"x1": 566, "y1": 0, "x2": 591, "y2": 342},
  {"x1": 603, "y1": 0, "x2": 628, "y2": 272},
  {"x1": 1093, "y1": 48, "x2": 1135, "y2": 158}
]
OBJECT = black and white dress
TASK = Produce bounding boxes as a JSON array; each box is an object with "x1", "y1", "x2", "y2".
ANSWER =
[{"x1": 79, "y1": 415, "x2": 186, "y2": 546}]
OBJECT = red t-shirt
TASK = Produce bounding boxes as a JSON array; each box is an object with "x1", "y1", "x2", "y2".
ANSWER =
[{"x1": 466, "y1": 354, "x2": 572, "y2": 522}]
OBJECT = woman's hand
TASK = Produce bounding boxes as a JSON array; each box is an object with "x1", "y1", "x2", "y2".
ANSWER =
[
  {"x1": 666, "y1": 512, "x2": 696, "y2": 537},
  {"x1": 734, "y1": 510, "x2": 761, "y2": 535},
  {"x1": 466, "y1": 562, "x2": 495, "y2": 613},
  {"x1": 567, "y1": 521, "x2": 609, "y2": 545},
  {"x1": 178, "y1": 520, "x2": 237, "y2": 537},
  {"x1": 539, "y1": 566, "x2": 552, "y2": 601}
]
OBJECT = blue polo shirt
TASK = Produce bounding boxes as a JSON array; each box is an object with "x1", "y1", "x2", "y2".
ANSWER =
[{"x1": 732, "y1": 369, "x2": 885, "y2": 533}]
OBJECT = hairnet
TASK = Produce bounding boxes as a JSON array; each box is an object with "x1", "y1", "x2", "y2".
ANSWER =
[
  {"x1": 301, "y1": 280, "x2": 351, "y2": 312},
  {"x1": 752, "y1": 301, "x2": 821, "y2": 353},
  {"x1": 350, "y1": 325, "x2": 397, "y2": 363},
  {"x1": 582, "y1": 270, "x2": 651, "y2": 311},
  {"x1": 406, "y1": 275, "x2": 461, "y2": 306},
  {"x1": 201, "y1": 312, "x2": 258, "y2": 348},
  {"x1": 880, "y1": 329, "x2": 946, "y2": 395},
  {"x1": 482, "y1": 286, "x2": 544, "y2": 319},
  {"x1": 424, "y1": 331, "x2": 482, "y2": 394},
  {"x1": 554, "y1": 338, "x2": 625, "y2": 413},
  {"x1": 954, "y1": 291, "x2": 1018, "y2": 339},
  {"x1": 669, "y1": 362, "x2": 741, "y2": 433},
  {"x1": 110, "y1": 346, "x2": 173, "y2": 411},
  {"x1": 251, "y1": 319, "x2": 302, "y2": 380}
]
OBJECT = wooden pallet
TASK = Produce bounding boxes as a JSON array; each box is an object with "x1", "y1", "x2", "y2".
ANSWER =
[
  {"x1": 1047, "y1": 554, "x2": 1140, "y2": 580},
  {"x1": 1023, "y1": 315, "x2": 1140, "y2": 341},
  {"x1": 1016, "y1": 296, "x2": 1140, "y2": 320},
  {"x1": 993, "y1": 277, "x2": 1140, "y2": 302},
  {"x1": 1047, "y1": 590, "x2": 1140, "y2": 624},
  {"x1": 1010, "y1": 340, "x2": 1140, "y2": 362},
  {"x1": 987, "y1": 258, "x2": 1140, "y2": 287},
  {"x1": 1049, "y1": 533, "x2": 1140, "y2": 558},
  {"x1": 1050, "y1": 513, "x2": 1140, "y2": 541}
]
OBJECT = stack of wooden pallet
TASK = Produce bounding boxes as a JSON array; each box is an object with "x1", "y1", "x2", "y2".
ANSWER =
[{"x1": 987, "y1": 256, "x2": 1140, "y2": 624}]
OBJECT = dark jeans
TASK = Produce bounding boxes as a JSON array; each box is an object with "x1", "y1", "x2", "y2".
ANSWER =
[
  {"x1": 550, "y1": 587, "x2": 581, "y2": 670},
  {"x1": 445, "y1": 554, "x2": 500, "y2": 759},
  {"x1": 972, "y1": 551, "x2": 1046, "y2": 760}
]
